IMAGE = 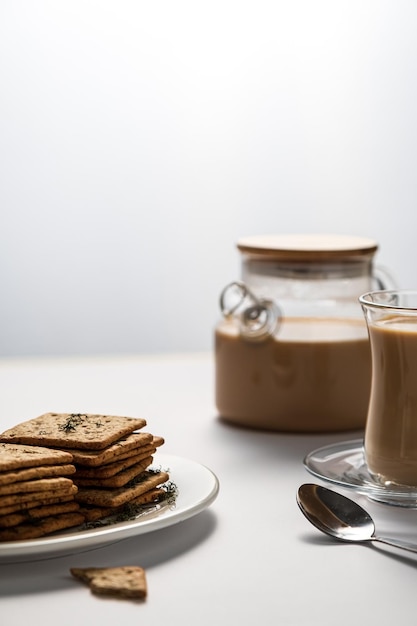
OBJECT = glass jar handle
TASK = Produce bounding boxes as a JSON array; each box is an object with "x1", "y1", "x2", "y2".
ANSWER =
[
  {"x1": 372, "y1": 265, "x2": 397, "y2": 290},
  {"x1": 219, "y1": 281, "x2": 281, "y2": 341}
]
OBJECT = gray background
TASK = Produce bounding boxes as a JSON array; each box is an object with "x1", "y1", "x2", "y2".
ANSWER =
[{"x1": 1, "y1": 1, "x2": 415, "y2": 357}]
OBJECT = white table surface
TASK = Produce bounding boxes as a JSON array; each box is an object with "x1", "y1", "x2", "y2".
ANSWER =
[{"x1": 1, "y1": 352, "x2": 417, "y2": 625}]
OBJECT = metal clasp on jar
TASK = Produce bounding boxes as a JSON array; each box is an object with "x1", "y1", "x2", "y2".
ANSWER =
[{"x1": 219, "y1": 281, "x2": 281, "y2": 341}]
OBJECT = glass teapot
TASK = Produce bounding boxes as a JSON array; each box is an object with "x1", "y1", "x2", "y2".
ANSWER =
[{"x1": 214, "y1": 234, "x2": 393, "y2": 432}]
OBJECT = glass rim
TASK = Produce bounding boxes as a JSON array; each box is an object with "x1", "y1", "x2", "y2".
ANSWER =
[{"x1": 359, "y1": 289, "x2": 417, "y2": 311}]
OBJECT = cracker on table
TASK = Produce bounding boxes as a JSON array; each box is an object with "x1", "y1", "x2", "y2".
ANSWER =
[
  {"x1": 0, "y1": 464, "x2": 76, "y2": 486},
  {"x1": 0, "y1": 512, "x2": 85, "y2": 541},
  {"x1": 70, "y1": 566, "x2": 147, "y2": 599},
  {"x1": 0, "y1": 443, "x2": 73, "y2": 471},
  {"x1": 68, "y1": 432, "x2": 158, "y2": 467},
  {"x1": 0, "y1": 413, "x2": 147, "y2": 451},
  {"x1": 75, "y1": 471, "x2": 169, "y2": 508}
]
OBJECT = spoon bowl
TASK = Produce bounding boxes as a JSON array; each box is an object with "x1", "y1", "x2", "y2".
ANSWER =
[{"x1": 297, "y1": 483, "x2": 417, "y2": 554}]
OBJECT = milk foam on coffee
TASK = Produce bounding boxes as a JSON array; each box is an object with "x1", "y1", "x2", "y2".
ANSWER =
[
  {"x1": 215, "y1": 316, "x2": 371, "y2": 432},
  {"x1": 365, "y1": 315, "x2": 417, "y2": 486}
]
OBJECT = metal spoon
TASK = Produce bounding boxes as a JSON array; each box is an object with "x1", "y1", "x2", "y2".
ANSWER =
[{"x1": 297, "y1": 483, "x2": 417, "y2": 554}]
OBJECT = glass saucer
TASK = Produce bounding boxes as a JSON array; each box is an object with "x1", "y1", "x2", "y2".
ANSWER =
[{"x1": 304, "y1": 439, "x2": 417, "y2": 507}]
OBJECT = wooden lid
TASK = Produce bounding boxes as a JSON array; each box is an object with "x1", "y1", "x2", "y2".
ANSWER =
[{"x1": 236, "y1": 234, "x2": 378, "y2": 261}]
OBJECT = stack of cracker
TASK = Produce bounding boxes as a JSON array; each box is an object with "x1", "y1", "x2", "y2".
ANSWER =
[
  {"x1": 0, "y1": 443, "x2": 83, "y2": 541},
  {"x1": 0, "y1": 412, "x2": 170, "y2": 537}
]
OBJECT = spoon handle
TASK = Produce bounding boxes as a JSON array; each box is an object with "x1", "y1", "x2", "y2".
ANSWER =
[{"x1": 375, "y1": 536, "x2": 417, "y2": 554}]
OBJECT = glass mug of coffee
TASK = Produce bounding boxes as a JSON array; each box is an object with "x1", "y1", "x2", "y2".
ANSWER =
[
  {"x1": 360, "y1": 290, "x2": 417, "y2": 487},
  {"x1": 215, "y1": 234, "x2": 394, "y2": 432}
]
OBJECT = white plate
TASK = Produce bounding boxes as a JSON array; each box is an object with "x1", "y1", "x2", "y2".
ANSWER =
[
  {"x1": 0, "y1": 454, "x2": 219, "y2": 561},
  {"x1": 304, "y1": 439, "x2": 417, "y2": 507}
]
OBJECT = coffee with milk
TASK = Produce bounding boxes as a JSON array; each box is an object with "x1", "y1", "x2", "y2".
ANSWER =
[
  {"x1": 216, "y1": 316, "x2": 371, "y2": 431},
  {"x1": 362, "y1": 305, "x2": 417, "y2": 486}
]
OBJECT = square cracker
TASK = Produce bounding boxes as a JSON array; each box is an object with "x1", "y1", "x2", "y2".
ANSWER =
[
  {"x1": 0, "y1": 493, "x2": 76, "y2": 517},
  {"x1": 0, "y1": 464, "x2": 75, "y2": 486},
  {"x1": 0, "y1": 484, "x2": 78, "y2": 508},
  {"x1": 75, "y1": 471, "x2": 169, "y2": 508},
  {"x1": 78, "y1": 488, "x2": 165, "y2": 522},
  {"x1": 0, "y1": 413, "x2": 147, "y2": 450},
  {"x1": 0, "y1": 512, "x2": 85, "y2": 541},
  {"x1": 74, "y1": 457, "x2": 153, "y2": 488},
  {"x1": 0, "y1": 443, "x2": 73, "y2": 471},
  {"x1": 0, "y1": 501, "x2": 81, "y2": 528},
  {"x1": 68, "y1": 433, "x2": 158, "y2": 467},
  {"x1": 0, "y1": 476, "x2": 76, "y2": 496},
  {"x1": 70, "y1": 566, "x2": 147, "y2": 599},
  {"x1": 74, "y1": 447, "x2": 156, "y2": 478}
]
